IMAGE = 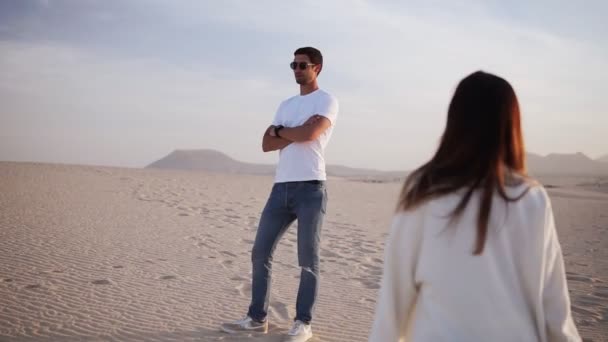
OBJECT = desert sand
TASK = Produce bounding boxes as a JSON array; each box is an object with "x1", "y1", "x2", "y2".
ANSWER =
[{"x1": 1, "y1": 162, "x2": 606, "y2": 341}]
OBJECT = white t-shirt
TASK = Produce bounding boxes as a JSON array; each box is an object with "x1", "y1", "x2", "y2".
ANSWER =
[{"x1": 271, "y1": 89, "x2": 339, "y2": 183}]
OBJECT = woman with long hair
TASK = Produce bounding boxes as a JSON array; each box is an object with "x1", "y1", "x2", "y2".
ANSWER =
[{"x1": 369, "y1": 71, "x2": 580, "y2": 341}]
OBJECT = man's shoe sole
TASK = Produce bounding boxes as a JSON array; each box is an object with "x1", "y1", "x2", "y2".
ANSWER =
[
  {"x1": 220, "y1": 323, "x2": 268, "y2": 334},
  {"x1": 283, "y1": 332, "x2": 313, "y2": 342}
]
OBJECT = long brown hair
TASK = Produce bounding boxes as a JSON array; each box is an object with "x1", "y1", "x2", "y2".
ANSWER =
[{"x1": 398, "y1": 71, "x2": 530, "y2": 255}]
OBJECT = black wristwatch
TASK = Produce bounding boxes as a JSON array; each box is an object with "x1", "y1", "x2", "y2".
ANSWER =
[{"x1": 274, "y1": 125, "x2": 284, "y2": 137}]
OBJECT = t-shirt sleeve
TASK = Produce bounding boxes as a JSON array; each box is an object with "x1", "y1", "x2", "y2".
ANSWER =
[
  {"x1": 316, "y1": 94, "x2": 339, "y2": 125},
  {"x1": 271, "y1": 102, "x2": 284, "y2": 126}
]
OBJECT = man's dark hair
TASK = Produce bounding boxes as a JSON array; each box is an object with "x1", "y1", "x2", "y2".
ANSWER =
[{"x1": 294, "y1": 47, "x2": 323, "y2": 75}]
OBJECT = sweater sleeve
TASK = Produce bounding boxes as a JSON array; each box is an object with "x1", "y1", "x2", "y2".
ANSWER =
[
  {"x1": 369, "y1": 212, "x2": 422, "y2": 342},
  {"x1": 541, "y1": 195, "x2": 581, "y2": 342}
]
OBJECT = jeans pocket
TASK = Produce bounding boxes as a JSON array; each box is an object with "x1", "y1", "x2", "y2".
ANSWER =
[{"x1": 297, "y1": 183, "x2": 327, "y2": 214}]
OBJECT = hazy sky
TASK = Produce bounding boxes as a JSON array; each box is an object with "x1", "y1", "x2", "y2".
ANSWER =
[{"x1": 1, "y1": 0, "x2": 607, "y2": 170}]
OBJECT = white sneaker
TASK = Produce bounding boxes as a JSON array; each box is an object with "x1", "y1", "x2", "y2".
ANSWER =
[
  {"x1": 283, "y1": 320, "x2": 313, "y2": 342},
  {"x1": 220, "y1": 315, "x2": 268, "y2": 334}
]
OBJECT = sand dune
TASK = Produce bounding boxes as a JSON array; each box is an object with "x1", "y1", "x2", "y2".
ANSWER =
[{"x1": 1, "y1": 162, "x2": 606, "y2": 341}]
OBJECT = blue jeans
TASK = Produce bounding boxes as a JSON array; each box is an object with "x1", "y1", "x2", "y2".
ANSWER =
[{"x1": 247, "y1": 181, "x2": 327, "y2": 324}]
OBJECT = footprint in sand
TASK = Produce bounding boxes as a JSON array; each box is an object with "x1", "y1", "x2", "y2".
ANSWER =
[
  {"x1": 91, "y1": 279, "x2": 112, "y2": 285},
  {"x1": 24, "y1": 284, "x2": 41, "y2": 289},
  {"x1": 268, "y1": 302, "x2": 291, "y2": 322},
  {"x1": 351, "y1": 241, "x2": 364, "y2": 247},
  {"x1": 197, "y1": 241, "x2": 212, "y2": 249},
  {"x1": 571, "y1": 304, "x2": 603, "y2": 322},
  {"x1": 194, "y1": 236, "x2": 219, "y2": 250},
  {"x1": 112, "y1": 265, "x2": 124, "y2": 269},
  {"x1": 570, "y1": 288, "x2": 608, "y2": 328},
  {"x1": 275, "y1": 261, "x2": 297, "y2": 270},
  {"x1": 220, "y1": 260, "x2": 234, "y2": 270},
  {"x1": 160, "y1": 275, "x2": 177, "y2": 280},
  {"x1": 345, "y1": 257, "x2": 360, "y2": 263},
  {"x1": 234, "y1": 281, "x2": 252, "y2": 297},
  {"x1": 353, "y1": 277, "x2": 381, "y2": 290},
  {"x1": 567, "y1": 272, "x2": 599, "y2": 284},
  {"x1": 361, "y1": 266, "x2": 383, "y2": 276},
  {"x1": 594, "y1": 286, "x2": 608, "y2": 298},
  {"x1": 360, "y1": 247, "x2": 380, "y2": 254},
  {"x1": 358, "y1": 297, "x2": 376, "y2": 304},
  {"x1": 320, "y1": 250, "x2": 341, "y2": 258},
  {"x1": 3, "y1": 278, "x2": 14, "y2": 283}
]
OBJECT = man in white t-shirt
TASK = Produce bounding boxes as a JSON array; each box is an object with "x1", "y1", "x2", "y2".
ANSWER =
[{"x1": 221, "y1": 47, "x2": 338, "y2": 342}]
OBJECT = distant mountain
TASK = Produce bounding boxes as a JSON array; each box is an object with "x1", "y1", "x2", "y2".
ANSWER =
[
  {"x1": 146, "y1": 149, "x2": 275, "y2": 175},
  {"x1": 597, "y1": 154, "x2": 608, "y2": 163},
  {"x1": 526, "y1": 152, "x2": 608, "y2": 176},
  {"x1": 146, "y1": 149, "x2": 405, "y2": 179},
  {"x1": 146, "y1": 149, "x2": 608, "y2": 178}
]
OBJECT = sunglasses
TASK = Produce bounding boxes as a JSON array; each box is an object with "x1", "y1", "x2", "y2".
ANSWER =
[{"x1": 290, "y1": 61, "x2": 316, "y2": 70}]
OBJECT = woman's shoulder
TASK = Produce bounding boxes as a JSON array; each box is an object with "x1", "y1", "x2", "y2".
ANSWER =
[
  {"x1": 394, "y1": 174, "x2": 551, "y2": 216},
  {"x1": 407, "y1": 177, "x2": 550, "y2": 214},
  {"x1": 504, "y1": 175, "x2": 551, "y2": 209}
]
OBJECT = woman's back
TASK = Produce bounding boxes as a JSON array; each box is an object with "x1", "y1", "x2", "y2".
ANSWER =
[
  {"x1": 369, "y1": 183, "x2": 580, "y2": 341},
  {"x1": 369, "y1": 71, "x2": 580, "y2": 341}
]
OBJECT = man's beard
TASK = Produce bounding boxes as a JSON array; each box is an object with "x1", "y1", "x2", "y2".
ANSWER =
[{"x1": 296, "y1": 77, "x2": 310, "y2": 85}]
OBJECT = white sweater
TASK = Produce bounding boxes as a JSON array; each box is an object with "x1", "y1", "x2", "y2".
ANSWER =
[{"x1": 369, "y1": 184, "x2": 580, "y2": 342}]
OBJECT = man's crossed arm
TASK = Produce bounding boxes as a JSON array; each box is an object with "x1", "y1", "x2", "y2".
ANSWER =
[{"x1": 261, "y1": 115, "x2": 331, "y2": 152}]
